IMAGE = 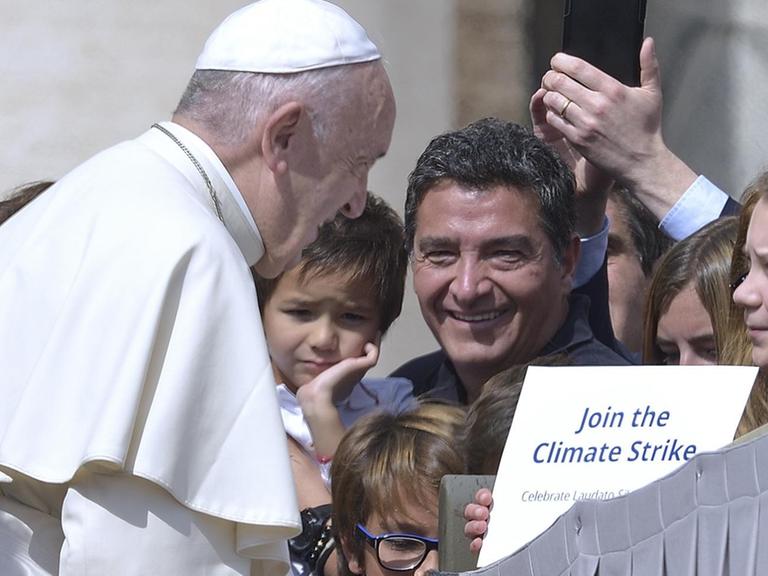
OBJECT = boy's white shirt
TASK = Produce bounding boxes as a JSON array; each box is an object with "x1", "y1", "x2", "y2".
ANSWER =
[{"x1": 276, "y1": 384, "x2": 333, "y2": 489}]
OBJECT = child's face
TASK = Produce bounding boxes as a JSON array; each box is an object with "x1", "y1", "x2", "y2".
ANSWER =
[
  {"x1": 262, "y1": 267, "x2": 380, "y2": 392},
  {"x1": 347, "y1": 492, "x2": 439, "y2": 576}
]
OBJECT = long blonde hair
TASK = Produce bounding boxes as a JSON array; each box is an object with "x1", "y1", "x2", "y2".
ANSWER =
[{"x1": 642, "y1": 217, "x2": 737, "y2": 364}]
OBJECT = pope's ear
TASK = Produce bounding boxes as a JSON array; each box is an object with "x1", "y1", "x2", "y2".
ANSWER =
[{"x1": 261, "y1": 101, "x2": 303, "y2": 174}]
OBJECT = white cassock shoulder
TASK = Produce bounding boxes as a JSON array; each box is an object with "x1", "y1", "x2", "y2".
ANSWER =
[{"x1": 0, "y1": 137, "x2": 299, "y2": 567}]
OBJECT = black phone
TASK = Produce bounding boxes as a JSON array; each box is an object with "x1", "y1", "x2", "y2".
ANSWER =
[{"x1": 561, "y1": 0, "x2": 646, "y2": 86}]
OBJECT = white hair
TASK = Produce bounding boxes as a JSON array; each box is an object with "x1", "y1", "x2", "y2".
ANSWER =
[{"x1": 174, "y1": 63, "x2": 375, "y2": 146}]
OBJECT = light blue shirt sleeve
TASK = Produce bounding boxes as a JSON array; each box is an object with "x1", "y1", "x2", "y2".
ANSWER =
[
  {"x1": 573, "y1": 176, "x2": 730, "y2": 289},
  {"x1": 659, "y1": 175, "x2": 730, "y2": 241},
  {"x1": 572, "y1": 216, "x2": 609, "y2": 289}
]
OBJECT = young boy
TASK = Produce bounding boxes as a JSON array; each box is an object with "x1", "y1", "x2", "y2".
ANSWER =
[{"x1": 253, "y1": 192, "x2": 415, "y2": 575}]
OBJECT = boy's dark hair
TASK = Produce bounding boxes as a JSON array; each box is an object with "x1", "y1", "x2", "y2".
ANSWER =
[{"x1": 254, "y1": 192, "x2": 408, "y2": 334}]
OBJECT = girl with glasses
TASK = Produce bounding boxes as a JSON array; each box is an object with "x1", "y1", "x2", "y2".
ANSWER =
[{"x1": 331, "y1": 402, "x2": 466, "y2": 576}]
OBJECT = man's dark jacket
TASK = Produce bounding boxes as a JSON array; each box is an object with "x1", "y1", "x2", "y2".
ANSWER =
[{"x1": 391, "y1": 293, "x2": 632, "y2": 403}]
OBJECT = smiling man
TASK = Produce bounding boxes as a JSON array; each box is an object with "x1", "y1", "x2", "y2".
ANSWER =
[{"x1": 393, "y1": 118, "x2": 629, "y2": 403}]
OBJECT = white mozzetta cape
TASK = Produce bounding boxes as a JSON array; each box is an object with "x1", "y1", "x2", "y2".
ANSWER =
[{"x1": 0, "y1": 123, "x2": 300, "y2": 572}]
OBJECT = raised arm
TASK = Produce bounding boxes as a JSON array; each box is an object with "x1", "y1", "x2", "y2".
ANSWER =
[{"x1": 538, "y1": 37, "x2": 699, "y2": 221}]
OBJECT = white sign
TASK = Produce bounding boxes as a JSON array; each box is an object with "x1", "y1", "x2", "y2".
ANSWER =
[{"x1": 478, "y1": 365, "x2": 757, "y2": 566}]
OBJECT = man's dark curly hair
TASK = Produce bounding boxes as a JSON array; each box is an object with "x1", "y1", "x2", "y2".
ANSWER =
[{"x1": 404, "y1": 117, "x2": 576, "y2": 262}]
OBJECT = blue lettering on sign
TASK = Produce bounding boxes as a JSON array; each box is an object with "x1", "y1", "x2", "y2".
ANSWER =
[
  {"x1": 626, "y1": 439, "x2": 696, "y2": 462},
  {"x1": 533, "y1": 441, "x2": 622, "y2": 463}
]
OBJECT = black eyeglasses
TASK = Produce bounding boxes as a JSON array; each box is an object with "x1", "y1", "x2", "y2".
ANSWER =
[{"x1": 356, "y1": 523, "x2": 438, "y2": 572}]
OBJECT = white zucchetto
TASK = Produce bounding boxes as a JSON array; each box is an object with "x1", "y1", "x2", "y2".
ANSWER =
[{"x1": 196, "y1": 0, "x2": 381, "y2": 74}]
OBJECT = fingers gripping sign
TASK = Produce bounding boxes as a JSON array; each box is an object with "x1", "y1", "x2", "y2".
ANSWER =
[{"x1": 463, "y1": 488, "x2": 493, "y2": 555}]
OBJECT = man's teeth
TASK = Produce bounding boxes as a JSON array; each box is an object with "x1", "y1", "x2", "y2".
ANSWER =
[{"x1": 451, "y1": 310, "x2": 503, "y2": 322}]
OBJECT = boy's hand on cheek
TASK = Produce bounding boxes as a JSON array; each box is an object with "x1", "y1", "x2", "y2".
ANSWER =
[
  {"x1": 297, "y1": 338, "x2": 380, "y2": 462},
  {"x1": 297, "y1": 337, "x2": 380, "y2": 409},
  {"x1": 328, "y1": 340, "x2": 380, "y2": 402}
]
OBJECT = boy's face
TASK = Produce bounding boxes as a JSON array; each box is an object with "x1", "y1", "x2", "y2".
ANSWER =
[
  {"x1": 346, "y1": 492, "x2": 439, "y2": 576},
  {"x1": 262, "y1": 267, "x2": 380, "y2": 392}
]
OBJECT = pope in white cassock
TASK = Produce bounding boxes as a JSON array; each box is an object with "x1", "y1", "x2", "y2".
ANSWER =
[{"x1": 0, "y1": 0, "x2": 396, "y2": 574}]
